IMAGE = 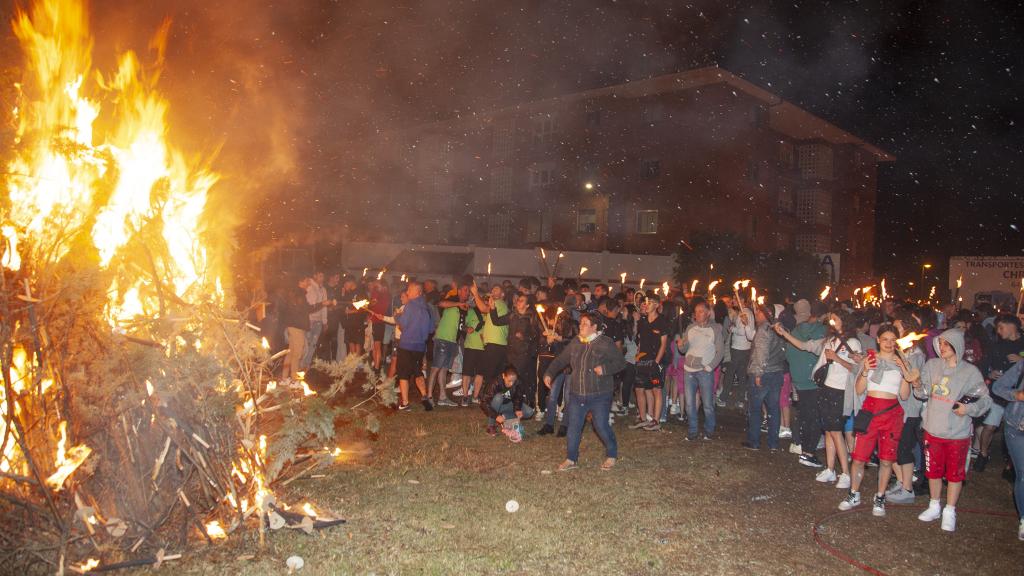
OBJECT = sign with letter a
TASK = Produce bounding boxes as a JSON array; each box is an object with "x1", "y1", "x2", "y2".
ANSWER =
[{"x1": 815, "y1": 253, "x2": 841, "y2": 284}]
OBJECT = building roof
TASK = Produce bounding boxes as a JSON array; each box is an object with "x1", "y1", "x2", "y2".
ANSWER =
[{"x1": 438, "y1": 66, "x2": 894, "y2": 162}]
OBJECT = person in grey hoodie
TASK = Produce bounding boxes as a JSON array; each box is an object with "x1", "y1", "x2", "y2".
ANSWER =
[
  {"x1": 743, "y1": 303, "x2": 787, "y2": 450},
  {"x1": 991, "y1": 358, "x2": 1024, "y2": 540},
  {"x1": 912, "y1": 328, "x2": 992, "y2": 533},
  {"x1": 675, "y1": 301, "x2": 726, "y2": 441}
]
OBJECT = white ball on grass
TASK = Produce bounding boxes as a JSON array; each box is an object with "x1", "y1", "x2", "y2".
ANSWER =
[{"x1": 505, "y1": 500, "x2": 520, "y2": 513}]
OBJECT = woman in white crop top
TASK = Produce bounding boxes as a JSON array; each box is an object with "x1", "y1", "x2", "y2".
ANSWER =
[{"x1": 840, "y1": 324, "x2": 918, "y2": 516}]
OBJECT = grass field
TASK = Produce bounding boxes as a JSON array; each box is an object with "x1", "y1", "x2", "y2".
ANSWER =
[{"x1": 175, "y1": 404, "x2": 1024, "y2": 575}]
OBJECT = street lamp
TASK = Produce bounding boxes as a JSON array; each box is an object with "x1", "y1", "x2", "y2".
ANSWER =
[{"x1": 921, "y1": 264, "x2": 932, "y2": 300}]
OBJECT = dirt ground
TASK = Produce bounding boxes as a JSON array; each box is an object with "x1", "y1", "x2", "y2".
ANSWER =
[{"x1": 174, "y1": 403, "x2": 1024, "y2": 575}]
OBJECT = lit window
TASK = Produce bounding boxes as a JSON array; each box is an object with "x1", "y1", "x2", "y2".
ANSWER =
[
  {"x1": 578, "y1": 209, "x2": 598, "y2": 234},
  {"x1": 636, "y1": 210, "x2": 658, "y2": 235}
]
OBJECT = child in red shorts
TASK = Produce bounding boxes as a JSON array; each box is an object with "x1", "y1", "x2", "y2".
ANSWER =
[{"x1": 913, "y1": 329, "x2": 992, "y2": 532}]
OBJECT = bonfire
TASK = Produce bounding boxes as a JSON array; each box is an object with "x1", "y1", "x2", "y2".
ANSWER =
[{"x1": 0, "y1": 1, "x2": 390, "y2": 572}]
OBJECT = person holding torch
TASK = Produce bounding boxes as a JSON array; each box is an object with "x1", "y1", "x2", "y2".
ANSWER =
[{"x1": 836, "y1": 325, "x2": 916, "y2": 516}]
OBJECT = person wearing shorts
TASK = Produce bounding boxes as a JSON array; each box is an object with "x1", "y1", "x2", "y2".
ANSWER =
[
  {"x1": 393, "y1": 282, "x2": 435, "y2": 410},
  {"x1": 426, "y1": 282, "x2": 470, "y2": 406},
  {"x1": 838, "y1": 325, "x2": 913, "y2": 516},
  {"x1": 912, "y1": 329, "x2": 993, "y2": 532},
  {"x1": 459, "y1": 306, "x2": 486, "y2": 404}
]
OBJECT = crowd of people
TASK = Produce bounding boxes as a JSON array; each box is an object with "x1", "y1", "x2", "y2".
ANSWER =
[{"x1": 268, "y1": 270, "x2": 1024, "y2": 540}]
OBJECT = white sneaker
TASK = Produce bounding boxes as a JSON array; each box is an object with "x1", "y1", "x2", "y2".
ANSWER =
[
  {"x1": 918, "y1": 501, "x2": 942, "y2": 522},
  {"x1": 815, "y1": 468, "x2": 837, "y2": 483},
  {"x1": 451, "y1": 388, "x2": 465, "y2": 397},
  {"x1": 941, "y1": 507, "x2": 957, "y2": 532},
  {"x1": 838, "y1": 491, "x2": 861, "y2": 511},
  {"x1": 445, "y1": 379, "x2": 462, "y2": 390},
  {"x1": 1018, "y1": 519, "x2": 1024, "y2": 541},
  {"x1": 779, "y1": 427, "x2": 792, "y2": 439},
  {"x1": 788, "y1": 443, "x2": 803, "y2": 455},
  {"x1": 835, "y1": 473, "x2": 851, "y2": 490},
  {"x1": 670, "y1": 403, "x2": 680, "y2": 415}
]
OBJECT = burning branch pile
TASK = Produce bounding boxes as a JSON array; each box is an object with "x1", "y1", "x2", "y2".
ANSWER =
[{"x1": 0, "y1": 1, "x2": 391, "y2": 572}]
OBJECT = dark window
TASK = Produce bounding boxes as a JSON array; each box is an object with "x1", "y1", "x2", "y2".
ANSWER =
[
  {"x1": 578, "y1": 209, "x2": 598, "y2": 234},
  {"x1": 636, "y1": 210, "x2": 658, "y2": 235},
  {"x1": 641, "y1": 158, "x2": 661, "y2": 179}
]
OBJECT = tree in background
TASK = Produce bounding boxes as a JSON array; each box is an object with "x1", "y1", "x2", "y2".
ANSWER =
[
  {"x1": 673, "y1": 232, "x2": 754, "y2": 291},
  {"x1": 756, "y1": 249, "x2": 826, "y2": 301}
]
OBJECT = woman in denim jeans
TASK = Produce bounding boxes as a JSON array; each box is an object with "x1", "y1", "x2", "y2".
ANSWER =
[
  {"x1": 543, "y1": 312, "x2": 627, "y2": 471},
  {"x1": 991, "y1": 359, "x2": 1024, "y2": 540}
]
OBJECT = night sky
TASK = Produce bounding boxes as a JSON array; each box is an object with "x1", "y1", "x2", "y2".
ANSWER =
[{"x1": 4, "y1": 0, "x2": 1023, "y2": 285}]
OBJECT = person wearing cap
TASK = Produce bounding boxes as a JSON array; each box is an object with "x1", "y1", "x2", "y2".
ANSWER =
[
  {"x1": 743, "y1": 302, "x2": 787, "y2": 450},
  {"x1": 783, "y1": 300, "x2": 829, "y2": 467}
]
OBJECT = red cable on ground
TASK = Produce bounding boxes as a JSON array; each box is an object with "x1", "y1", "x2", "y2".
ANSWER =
[{"x1": 811, "y1": 504, "x2": 1017, "y2": 575}]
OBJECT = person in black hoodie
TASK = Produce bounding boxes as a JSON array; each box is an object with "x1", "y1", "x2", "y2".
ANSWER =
[
  {"x1": 481, "y1": 365, "x2": 534, "y2": 441},
  {"x1": 489, "y1": 293, "x2": 543, "y2": 409}
]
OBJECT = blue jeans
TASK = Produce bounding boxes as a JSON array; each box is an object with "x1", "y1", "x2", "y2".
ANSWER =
[
  {"x1": 747, "y1": 371, "x2": 783, "y2": 449},
  {"x1": 565, "y1": 392, "x2": 617, "y2": 462},
  {"x1": 1005, "y1": 425, "x2": 1024, "y2": 520},
  {"x1": 488, "y1": 394, "x2": 536, "y2": 426},
  {"x1": 684, "y1": 370, "x2": 716, "y2": 437},
  {"x1": 544, "y1": 373, "x2": 568, "y2": 427},
  {"x1": 302, "y1": 320, "x2": 324, "y2": 370}
]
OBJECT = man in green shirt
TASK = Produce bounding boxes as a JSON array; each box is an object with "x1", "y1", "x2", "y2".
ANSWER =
[
  {"x1": 428, "y1": 281, "x2": 471, "y2": 407},
  {"x1": 783, "y1": 299, "x2": 828, "y2": 467},
  {"x1": 471, "y1": 282, "x2": 509, "y2": 384}
]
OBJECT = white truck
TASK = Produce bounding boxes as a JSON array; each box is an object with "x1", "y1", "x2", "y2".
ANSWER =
[{"x1": 949, "y1": 256, "x2": 1024, "y2": 311}]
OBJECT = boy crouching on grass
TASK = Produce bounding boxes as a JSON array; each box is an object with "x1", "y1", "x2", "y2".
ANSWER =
[{"x1": 481, "y1": 365, "x2": 535, "y2": 442}]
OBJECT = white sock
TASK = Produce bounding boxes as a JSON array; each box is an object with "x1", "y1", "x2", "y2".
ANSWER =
[
  {"x1": 929, "y1": 499, "x2": 941, "y2": 508},
  {"x1": 944, "y1": 504, "x2": 956, "y2": 512}
]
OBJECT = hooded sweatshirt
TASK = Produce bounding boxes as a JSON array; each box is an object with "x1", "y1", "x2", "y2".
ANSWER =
[
  {"x1": 992, "y1": 360, "x2": 1024, "y2": 431},
  {"x1": 544, "y1": 333, "x2": 626, "y2": 398},
  {"x1": 914, "y1": 328, "x2": 992, "y2": 439}
]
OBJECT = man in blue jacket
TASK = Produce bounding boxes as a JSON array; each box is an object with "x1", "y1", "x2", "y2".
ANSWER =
[{"x1": 397, "y1": 282, "x2": 436, "y2": 410}]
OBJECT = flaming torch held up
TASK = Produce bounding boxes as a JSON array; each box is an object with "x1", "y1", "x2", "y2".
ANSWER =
[
  {"x1": 954, "y1": 274, "x2": 963, "y2": 309},
  {"x1": 819, "y1": 286, "x2": 831, "y2": 301}
]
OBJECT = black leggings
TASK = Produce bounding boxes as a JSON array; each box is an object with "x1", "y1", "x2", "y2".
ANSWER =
[
  {"x1": 795, "y1": 387, "x2": 822, "y2": 452},
  {"x1": 617, "y1": 363, "x2": 636, "y2": 407}
]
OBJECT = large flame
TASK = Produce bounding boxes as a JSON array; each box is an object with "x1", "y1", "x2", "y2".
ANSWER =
[
  {"x1": 5, "y1": 0, "x2": 220, "y2": 325},
  {"x1": 896, "y1": 331, "x2": 926, "y2": 351},
  {"x1": 45, "y1": 421, "x2": 92, "y2": 491}
]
